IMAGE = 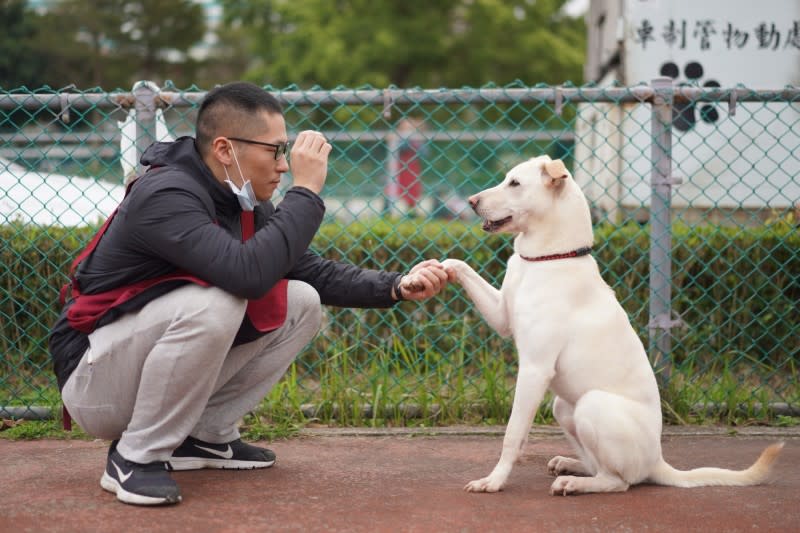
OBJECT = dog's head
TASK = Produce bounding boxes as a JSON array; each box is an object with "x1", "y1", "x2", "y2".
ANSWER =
[{"x1": 468, "y1": 155, "x2": 593, "y2": 250}]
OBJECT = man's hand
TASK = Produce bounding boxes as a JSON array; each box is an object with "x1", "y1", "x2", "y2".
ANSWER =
[
  {"x1": 395, "y1": 259, "x2": 449, "y2": 301},
  {"x1": 290, "y1": 130, "x2": 331, "y2": 194}
]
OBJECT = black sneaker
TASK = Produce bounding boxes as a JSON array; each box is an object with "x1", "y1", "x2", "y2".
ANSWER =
[
  {"x1": 100, "y1": 441, "x2": 181, "y2": 506},
  {"x1": 168, "y1": 435, "x2": 276, "y2": 471}
]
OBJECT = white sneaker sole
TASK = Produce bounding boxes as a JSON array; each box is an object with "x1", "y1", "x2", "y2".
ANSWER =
[
  {"x1": 168, "y1": 457, "x2": 275, "y2": 471},
  {"x1": 100, "y1": 472, "x2": 181, "y2": 506}
]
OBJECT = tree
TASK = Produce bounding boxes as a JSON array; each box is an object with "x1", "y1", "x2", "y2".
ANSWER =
[
  {"x1": 115, "y1": 0, "x2": 206, "y2": 83},
  {"x1": 37, "y1": 0, "x2": 131, "y2": 88},
  {"x1": 221, "y1": 0, "x2": 586, "y2": 89},
  {"x1": 3, "y1": 0, "x2": 207, "y2": 90},
  {"x1": 191, "y1": 24, "x2": 254, "y2": 89},
  {"x1": 0, "y1": 0, "x2": 48, "y2": 88},
  {"x1": 446, "y1": 0, "x2": 587, "y2": 87}
]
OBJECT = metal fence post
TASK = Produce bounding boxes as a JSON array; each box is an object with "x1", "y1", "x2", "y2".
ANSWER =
[
  {"x1": 132, "y1": 80, "x2": 159, "y2": 181},
  {"x1": 648, "y1": 77, "x2": 681, "y2": 381},
  {"x1": 383, "y1": 128, "x2": 400, "y2": 216}
]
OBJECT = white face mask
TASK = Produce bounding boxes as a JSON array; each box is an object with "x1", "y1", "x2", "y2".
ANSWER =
[{"x1": 223, "y1": 141, "x2": 257, "y2": 211}]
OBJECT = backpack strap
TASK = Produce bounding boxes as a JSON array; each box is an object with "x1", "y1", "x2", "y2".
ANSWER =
[
  {"x1": 59, "y1": 168, "x2": 158, "y2": 305},
  {"x1": 240, "y1": 209, "x2": 288, "y2": 332},
  {"x1": 59, "y1": 207, "x2": 119, "y2": 305}
]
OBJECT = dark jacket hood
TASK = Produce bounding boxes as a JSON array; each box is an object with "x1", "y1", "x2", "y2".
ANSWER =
[{"x1": 140, "y1": 136, "x2": 243, "y2": 218}]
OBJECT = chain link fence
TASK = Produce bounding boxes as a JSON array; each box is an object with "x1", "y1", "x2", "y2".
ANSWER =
[{"x1": 1, "y1": 81, "x2": 798, "y2": 426}]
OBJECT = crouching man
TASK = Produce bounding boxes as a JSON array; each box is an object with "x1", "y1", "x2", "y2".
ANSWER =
[{"x1": 50, "y1": 81, "x2": 448, "y2": 505}]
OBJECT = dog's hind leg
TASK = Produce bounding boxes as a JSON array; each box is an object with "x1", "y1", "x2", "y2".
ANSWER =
[
  {"x1": 550, "y1": 473, "x2": 630, "y2": 495},
  {"x1": 549, "y1": 390, "x2": 661, "y2": 495},
  {"x1": 548, "y1": 456, "x2": 591, "y2": 477},
  {"x1": 548, "y1": 397, "x2": 593, "y2": 477}
]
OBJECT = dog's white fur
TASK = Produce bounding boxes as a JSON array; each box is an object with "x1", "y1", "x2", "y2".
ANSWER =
[{"x1": 442, "y1": 155, "x2": 783, "y2": 496}]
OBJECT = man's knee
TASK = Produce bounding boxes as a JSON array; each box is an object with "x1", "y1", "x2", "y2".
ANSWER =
[
  {"x1": 173, "y1": 285, "x2": 248, "y2": 335},
  {"x1": 287, "y1": 280, "x2": 322, "y2": 335}
]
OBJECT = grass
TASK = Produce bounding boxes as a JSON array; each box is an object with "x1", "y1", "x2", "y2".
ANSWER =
[
  {"x1": 236, "y1": 326, "x2": 799, "y2": 438},
  {"x1": 2, "y1": 324, "x2": 798, "y2": 441},
  {"x1": 0, "y1": 419, "x2": 84, "y2": 440}
]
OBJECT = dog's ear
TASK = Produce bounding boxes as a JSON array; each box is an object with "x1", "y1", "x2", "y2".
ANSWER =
[{"x1": 543, "y1": 159, "x2": 569, "y2": 187}]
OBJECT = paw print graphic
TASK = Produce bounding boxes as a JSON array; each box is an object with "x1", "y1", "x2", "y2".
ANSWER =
[{"x1": 659, "y1": 61, "x2": 721, "y2": 132}]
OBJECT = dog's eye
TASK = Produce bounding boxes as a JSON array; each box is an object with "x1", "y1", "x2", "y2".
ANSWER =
[{"x1": 509, "y1": 179, "x2": 520, "y2": 187}]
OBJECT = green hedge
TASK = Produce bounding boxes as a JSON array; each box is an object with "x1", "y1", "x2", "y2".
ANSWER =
[
  {"x1": 311, "y1": 217, "x2": 799, "y2": 373},
  {"x1": 2, "y1": 216, "x2": 798, "y2": 384}
]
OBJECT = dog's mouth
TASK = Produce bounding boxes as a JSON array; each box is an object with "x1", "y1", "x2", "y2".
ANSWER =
[{"x1": 482, "y1": 216, "x2": 512, "y2": 233}]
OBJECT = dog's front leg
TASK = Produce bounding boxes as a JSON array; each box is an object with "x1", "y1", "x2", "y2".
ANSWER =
[
  {"x1": 441, "y1": 259, "x2": 511, "y2": 337},
  {"x1": 465, "y1": 364, "x2": 551, "y2": 493}
]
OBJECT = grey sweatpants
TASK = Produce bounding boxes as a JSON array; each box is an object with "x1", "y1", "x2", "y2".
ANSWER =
[{"x1": 61, "y1": 281, "x2": 321, "y2": 464}]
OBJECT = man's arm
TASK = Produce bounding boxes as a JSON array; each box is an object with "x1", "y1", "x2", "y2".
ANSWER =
[
  {"x1": 288, "y1": 254, "x2": 448, "y2": 307},
  {"x1": 128, "y1": 186, "x2": 325, "y2": 300}
]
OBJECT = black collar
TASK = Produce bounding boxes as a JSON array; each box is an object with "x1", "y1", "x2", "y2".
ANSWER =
[{"x1": 519, "y1": 246, "x2": 593, "y2": 262}]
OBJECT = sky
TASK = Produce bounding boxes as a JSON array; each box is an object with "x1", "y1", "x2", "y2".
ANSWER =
[{"x1": 564, "y1": 0, "x2": 590, "y2": 17}]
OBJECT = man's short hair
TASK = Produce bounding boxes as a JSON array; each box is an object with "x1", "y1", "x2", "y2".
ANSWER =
[{"x1": 196, "y1": 82, "x2": 283, "y2": 156}]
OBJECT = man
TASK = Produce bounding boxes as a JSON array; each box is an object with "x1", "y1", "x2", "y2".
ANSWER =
[{"x1": 49, "y1": 81, "x2": 448, "y2": 506}]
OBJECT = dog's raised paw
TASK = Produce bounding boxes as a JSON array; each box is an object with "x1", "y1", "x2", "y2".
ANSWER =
[
  {"x1": 440, "y1": 258, "x2": 465, "y2": 279},
  {"x1": 400, "y1": 275, "x2": 426, "y2": 293}
]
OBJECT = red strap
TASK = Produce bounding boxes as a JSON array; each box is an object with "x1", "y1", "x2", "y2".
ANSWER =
[
  {"x1": 59, "y1": 208, "x2": 119, "y2": 305},
  {"x1": 66, "y1": 273, "x2": 211, "y2": 333},
  {"x1": 67, "y1": 178, "x2": 139, "y2": 277},
  {"x1": 60, "y1": 177, "x2": 141, "y2": 305},
  {"x1": 68, "y1": 208, "x2": 119, "y2": 276},
  {"x1": 519, "y1": 246, "x2": 593, "y2": 262},
  {"x1": 241, "y1": 210, "x2": 255, "y2": 241},
  {"x1": 240, "y1": 210, "x2": 288, "y2": 332},
  {"x1": 63, "y1": 188, "x2": 287, "y2": 334},
  {"x1": 62, "y1": 405, "x2": 72, "y2": 431}
]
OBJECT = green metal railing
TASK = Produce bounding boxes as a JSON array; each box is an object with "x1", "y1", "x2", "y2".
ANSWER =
[{"x1": 1, "y1": 81, "x2": 798, "y2": 425}]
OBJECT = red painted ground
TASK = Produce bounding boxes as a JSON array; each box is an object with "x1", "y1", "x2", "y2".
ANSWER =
[{"x1": 1, "y1": 427, "x2": 797, "y2": 532}]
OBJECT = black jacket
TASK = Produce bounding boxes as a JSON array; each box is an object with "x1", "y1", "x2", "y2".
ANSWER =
[{"x1": 50, "y1": 137, "x2": 401, "y2": 389}]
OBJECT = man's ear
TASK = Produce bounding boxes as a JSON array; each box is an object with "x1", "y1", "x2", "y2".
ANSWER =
[
  {"x1": 543, "y1": 159, "x2": 569, "y2": 187},
  {"x1": 211, "y1": 137, "x2": 233, "y2": 166}
]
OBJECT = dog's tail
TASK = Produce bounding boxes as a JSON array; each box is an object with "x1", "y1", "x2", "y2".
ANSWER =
[{"x1": 646, "y1": 442, "x2": 784, "y2": 488}]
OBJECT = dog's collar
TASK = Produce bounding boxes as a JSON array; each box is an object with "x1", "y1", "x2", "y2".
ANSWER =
[{"x1": 519, "y1": 246, "x2": 593, "y2": 262}]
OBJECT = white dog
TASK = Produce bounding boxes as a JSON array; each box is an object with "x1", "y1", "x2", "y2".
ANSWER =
[{"x1": 441, "y1": 155, "x2": 783, "y2": 495}]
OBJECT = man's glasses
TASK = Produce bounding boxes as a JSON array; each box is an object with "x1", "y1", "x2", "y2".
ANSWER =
[{"x1": 228, "y1": 137, "x2": 290, "y2": 160}]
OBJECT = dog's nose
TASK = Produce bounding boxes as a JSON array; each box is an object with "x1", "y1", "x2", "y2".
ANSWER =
[{"x1": 468, "y1": 195, "x2": 479, "y2": 210}]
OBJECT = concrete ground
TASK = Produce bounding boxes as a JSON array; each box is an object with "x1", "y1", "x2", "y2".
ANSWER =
[{"x1": 1, "y1": 426, "x2": 797, "y2": 532}]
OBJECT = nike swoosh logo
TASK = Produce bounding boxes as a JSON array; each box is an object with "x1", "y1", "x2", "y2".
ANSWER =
[
  {"x1": 112, "y1": 460, "x2": 133, "y2": 483},
  {"x1": 195, "y1": 444, "x2": 233, "y2": 459}
]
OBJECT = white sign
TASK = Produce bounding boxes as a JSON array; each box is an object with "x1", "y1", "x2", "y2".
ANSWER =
[
  {"x1": 617, "y1": 0, "x2": 800, "y2": 210},
  {"x1": 624, "y1": 0, "x2": 800, "y2": 86}
]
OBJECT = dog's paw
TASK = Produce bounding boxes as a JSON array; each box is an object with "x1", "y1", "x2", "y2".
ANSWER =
[
  {"x1": 441, "y1": 259, "x2": 467, "y2": 281},
  {"x1": 547, "y1": 456, "x2": 568, "y2": 476},
  {"x1": 549, "y1": 475, "x2": 583, "y2": 496},
  {"x1": 550, "y1": 474, "x2": 629, "y2": 495},
  {"x1": 399, "y1": 274, "x2": 426, "y2": 293},
  {"x1": 547, "y1": 456, "x2": 589, "y2": 477},
  {"x1": 440, "y1": 258, "x2": 463, "y2": 270},
  {"x1": 464, "y1": 476, "x2": 504, "y2": 493}
]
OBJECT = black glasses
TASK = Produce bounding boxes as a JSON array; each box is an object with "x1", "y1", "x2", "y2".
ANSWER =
[{"x1": 228, "y1": 137, "x2": 290, "y2": 160}]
